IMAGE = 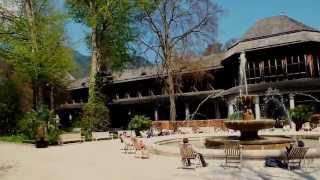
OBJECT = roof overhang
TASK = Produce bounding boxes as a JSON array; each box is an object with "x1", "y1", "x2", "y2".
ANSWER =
[{"x1": 224, "y1": 31, "x2": 320, "y2": 60}]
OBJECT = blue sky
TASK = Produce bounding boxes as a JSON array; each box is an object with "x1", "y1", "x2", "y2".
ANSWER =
[{"x1": 60, "y1": 0, "x2": 320, "y2": 56}]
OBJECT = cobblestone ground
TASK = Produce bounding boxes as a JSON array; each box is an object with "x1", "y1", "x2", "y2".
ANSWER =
[{"x1": 0, "y1": 140, "x2": 319, "y2": 180}]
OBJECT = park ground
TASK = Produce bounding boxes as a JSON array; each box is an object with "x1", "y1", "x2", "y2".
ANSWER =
[{"x1": 1, "y1": 139, "x2": 320, "y2": 180}]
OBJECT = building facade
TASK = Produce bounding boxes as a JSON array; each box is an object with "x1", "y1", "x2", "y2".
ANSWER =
[{"x1": 59, "y1": 15, "x2": 320, "y2": 128}]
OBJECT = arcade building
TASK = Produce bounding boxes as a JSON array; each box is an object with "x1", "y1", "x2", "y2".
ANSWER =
[{"x1": 58, "y1": 15, "x2": 320, "y2": 128}]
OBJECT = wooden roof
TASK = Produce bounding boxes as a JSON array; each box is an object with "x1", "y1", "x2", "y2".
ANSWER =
[{"x1": 241, "y1": 15, "x2": 318, "y2": 42}]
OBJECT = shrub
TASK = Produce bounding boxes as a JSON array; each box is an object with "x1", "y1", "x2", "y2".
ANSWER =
[
  {"x1": 289, "y1": 105, "x2": 313, "y2": 131},
  {"x1": 228, "y1": 112, "x2": 243, "y2": 120},
  {"x1": 0, "y1": 78, "x2": 21, "y2": 134},
  {"x1": 128, "y1": 115, "x2": 152, "y2": 135},
  {"x1": 19, "y1": 106, "x2": 61, "y2": 144},
  {"x1": 81, "y1": 94, "x2": 110, "y2": 140}
]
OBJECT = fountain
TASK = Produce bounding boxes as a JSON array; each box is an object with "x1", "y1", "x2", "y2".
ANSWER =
[
  {"x1": 225, "y1": 52, "x2": 275, "y2": 140},
  {"x1": 224, "y1": 95, "x2": 275, "y2": 140},
  {"x1": 205, "y1": 52, "x2": 293, "y2": 149}
]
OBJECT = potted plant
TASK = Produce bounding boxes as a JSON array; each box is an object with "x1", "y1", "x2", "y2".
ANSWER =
[
  {"x1": 128, "y1": 115, "x2": 152, "y2": 136},
  {"x1": 289, "y1": 105, "x2": 313, "y2": 131},
  {"x1": 35, "y1": 122, "x2": 48, "y2": 148}
]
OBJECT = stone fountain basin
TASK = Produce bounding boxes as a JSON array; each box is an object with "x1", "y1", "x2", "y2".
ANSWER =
[{"x1": 224, "y1": 119, "x2": 275, "y2": 131}]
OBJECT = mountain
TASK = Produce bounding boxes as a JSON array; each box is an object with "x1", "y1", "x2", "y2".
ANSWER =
[
  {"x1": 125, "y1": 55, "x2": 152, "y2": 69},
  {"x1": 72, "y1": 51, "x2": 90, "y2": 78},
  {"x1": 72, "y1": 51, "x2": 153, "y2": 78}
]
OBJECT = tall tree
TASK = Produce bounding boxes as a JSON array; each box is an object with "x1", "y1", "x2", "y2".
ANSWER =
[
  {"x1": 137, "y1": 0, "x2": 223, "y2": 121},
  {"x1": 67, "y1": 0, "x2": 136, "y2": 132},
  {"x1": 0, "y1": 0, "x2": 74, "y2": 110}
]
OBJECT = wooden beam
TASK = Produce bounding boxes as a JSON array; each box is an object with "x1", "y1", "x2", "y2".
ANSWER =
[{"x1": 317, "y1": 55, "x2": 320, "y2": 77}]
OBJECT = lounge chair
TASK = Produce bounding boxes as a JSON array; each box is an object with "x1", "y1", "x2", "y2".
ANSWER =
[
  {"x1": 132, "y1": 138, "x2": 149, "y2": 158},
  {"x1": 284, "y1": 146, "x2": 309, "y2": 170},
  {"x1": 179, "y1": 144, "x2": 201, "y2": 168},
  {"x1": 223, "y1": 142, "x2": 242, "y2": 168}
]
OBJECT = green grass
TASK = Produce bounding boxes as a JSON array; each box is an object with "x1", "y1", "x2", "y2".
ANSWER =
[{"x1": 0, "y1": 134, "x2": 28, "y2": 143}]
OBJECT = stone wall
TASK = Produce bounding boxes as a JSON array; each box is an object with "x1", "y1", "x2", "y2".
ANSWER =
[{"x1": 152, "y1": 119, "x2": 227, "y2": 130}]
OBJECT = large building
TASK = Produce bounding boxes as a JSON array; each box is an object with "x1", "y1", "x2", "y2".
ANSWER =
[{"x1": 59, "y1": 15, "x2": 320, "y2": 128}]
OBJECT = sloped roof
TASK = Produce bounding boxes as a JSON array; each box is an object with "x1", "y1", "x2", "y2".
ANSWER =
[
  {"x1": 241, "y1": 15, "x2": 318, "y2": 42},
  {"x1": 68, "y1": 53, "x2": 224, "y2": 89},
  {"x1": 224, "y1": 16, "x2": 320, "y2": 59}
]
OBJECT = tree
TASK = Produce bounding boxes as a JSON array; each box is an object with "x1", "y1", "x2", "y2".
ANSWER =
[
  {"x1": 289, "y1": 105, "x2": 313, "y2": 131},
  {"x1": 223, "y1": 38, "x2": 238, "y2": 50},
  {"x1": 0, "y1": 0, "x2": 74, "y2": 110},
  {"x1": 67, "y1": 0, "x2": 137, "y2": 130},
  {"x1": 203, "y1": 42, "x2": 223, "y2": 56},
  {"x1": 0, "y1": 72, "x2": 21, "y2": 134},
  {"x1": 137, "y1": 0, "x2": 223, "y2": 121}
]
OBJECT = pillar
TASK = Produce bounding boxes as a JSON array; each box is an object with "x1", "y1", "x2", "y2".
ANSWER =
[
  {"x1": 185, "y1": 103, "x2": 190, "y2": 120},
  {"x1": 228, "y1": 98, "x2": 234, "y2": 117},
  {"x1": 254, "y1": 96, "x2": 261, "y2": 120},
  {"x1": 214, "y1": 101, "x2": 221, "y2": 119},
  {"x1": 289, "y1": 93, "x2": 295, "y2": 109},
  {"x1": 154, "y1": 106, "x2": 159, "y2": 121}
]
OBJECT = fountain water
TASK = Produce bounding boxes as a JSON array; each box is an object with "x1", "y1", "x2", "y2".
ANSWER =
[
  {"x1": 205, "y1": 52, "x2": 293, "y2": 149},
  {"x1": 224, "y1": 52, "x2": 275, "y2": 139},
  {"x1": 239, "y1": 52, "x2": 248, "y2": 96}
]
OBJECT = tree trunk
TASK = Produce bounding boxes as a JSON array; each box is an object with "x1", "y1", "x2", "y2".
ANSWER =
[
  {"x1": 50, "y1": 85, "x2": 54, "y2": 110},
  {"x1": 167, "y1": 71, "x2": 176, "y2": 121},
  {"x1": 89, "y1": 27, "x2": 99, "y2": 100},
  {"x1": 32, "y1": 81, "x2": 38, "y2": 110},
  {"x1": 25, "y1": 0, "x2": 40, "y2": 110}
]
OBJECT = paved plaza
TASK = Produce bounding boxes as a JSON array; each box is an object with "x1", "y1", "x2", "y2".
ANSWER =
[{"x1": 1, "y1": 139, "x2": 320, "y2": 180}]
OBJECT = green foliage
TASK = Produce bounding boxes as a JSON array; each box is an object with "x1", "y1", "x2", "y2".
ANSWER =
[
  {"x1": 0, "y1": 0, "x2": 75, "y2": 109},
  {"x1": 81, "y1": 94, "x2": 110, "y2": 139},
  {"x1": 0, "y1": 76, "x2": 21, "y2": 134},
  {"x1": 18, "y1": 106, "x2": 61, "y2": 144},
  {"x1": 289, "y1": 105, "x2": 313, "y2": 130},
  {"x1": 67, "y1": 0, "x2": 137, "y2": 70},
  {"x1": 0, "y1": 134, "x2": 28, "y2": 143},
  {"x1": 128, "y1": 115, "x2": 152, "y2": 132},
  {"x1": 228, "y1": 112, "x2": 243, "y2": 120}
]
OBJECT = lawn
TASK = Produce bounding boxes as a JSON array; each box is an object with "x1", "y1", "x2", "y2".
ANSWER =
[{"x1": 0, "y1": 134, "x2": 28, "y2": 143}]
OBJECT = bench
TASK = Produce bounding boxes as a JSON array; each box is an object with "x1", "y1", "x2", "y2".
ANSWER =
[
  {"x1": 58, "y1": 133, "x2": 84, "y2": 145},
  {"x1": 92, "y1": 132, "x2": 113, "y2": 141}
]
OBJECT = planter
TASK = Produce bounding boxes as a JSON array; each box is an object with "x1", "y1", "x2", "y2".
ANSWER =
[{"x1": 35, "y1": 138, "x2": 48, "y2": 148}]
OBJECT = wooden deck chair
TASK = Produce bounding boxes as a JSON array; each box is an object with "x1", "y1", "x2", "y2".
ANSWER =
[
  {"x1": 179, "y1": 144, "x2": 201, "y2": 168},
  {"x1": 123, "y1": 137, "x2": 134, "y2": 154},
  {"x1": 284, "y1": 146, "x2": 309, "y2": 170},
  {"x1": 223, "y1": 142, "x2": 242, "y2": 168},
  {"x1": 132, "y1": 138, "x2": 149, "y2": 159}
]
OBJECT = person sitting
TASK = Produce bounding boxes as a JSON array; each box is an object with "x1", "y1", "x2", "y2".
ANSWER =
[
  {"x1": 181, "y1": 138, "x2": 207, "y2": 167},
  {"x1": 285, "y1": 140, "x2": 305, "y2": 155}
]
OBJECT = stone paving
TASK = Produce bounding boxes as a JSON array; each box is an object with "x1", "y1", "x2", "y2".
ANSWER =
[{"x1": 0, "y1": 139, "x2": 320, "y2": 180}]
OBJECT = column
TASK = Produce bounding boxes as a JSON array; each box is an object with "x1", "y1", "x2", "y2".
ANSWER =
[
  {"x1": 228, "y1": 97, "x2": 234, "y2": 117},
  {"x1": 154, "y1": 106, "x2": 159, "y2": 121},
  {"x1": 214, "y1": 101, "x2": 221, "y2": 119},
  {"x1": 289, "y1": 93, "x2": 295, "y2": 109},
  {"x1": 254, "y1": 96, "x2": 261, "y2": 120},
  {"x1": 185, "y1": 103, "x2": 190, "y2": 120}
]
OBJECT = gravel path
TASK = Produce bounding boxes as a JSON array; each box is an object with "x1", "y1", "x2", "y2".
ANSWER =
[{"x1": 0, "y1": 140, "x2": 320, "y2": 180}]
